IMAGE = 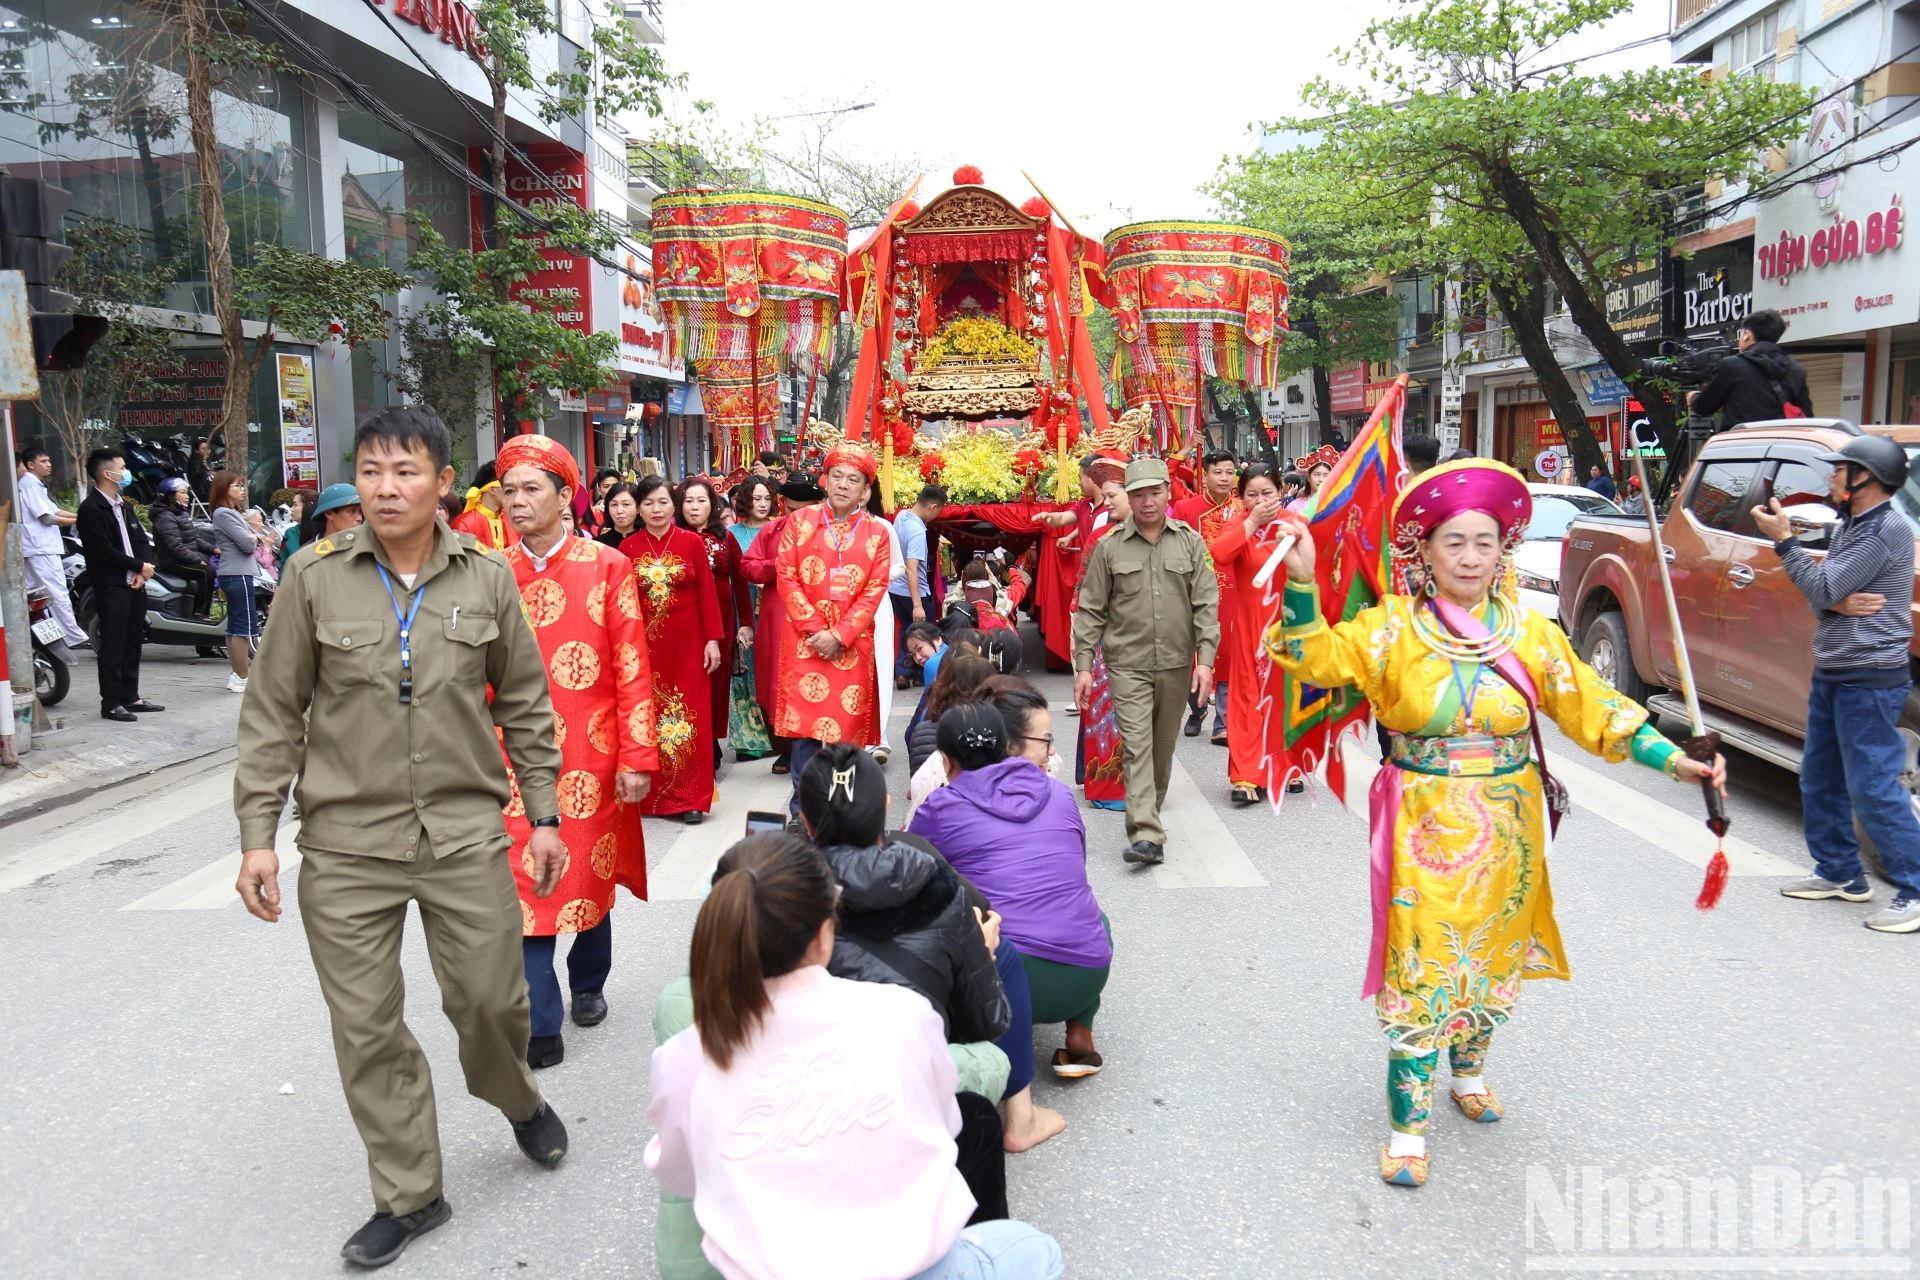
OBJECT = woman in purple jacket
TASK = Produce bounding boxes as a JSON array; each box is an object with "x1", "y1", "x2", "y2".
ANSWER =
[{"x1": 910, "y1": 699, "x2": 1113, "y2": 1080}]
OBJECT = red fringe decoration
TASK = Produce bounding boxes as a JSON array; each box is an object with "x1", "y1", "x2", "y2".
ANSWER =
[
  {"x1": 953, "y1": 164, "x2": 984, "y2": 186},
  {"x1": 1695, "y1": 847, "x2": 1729, "y2": 910},
  {"x1": 1020, "y1": 196, "x2": 1050, "y2": 217},
  {"x1": 900, "y1": 231, "x2": 1036, "y2": 265}
]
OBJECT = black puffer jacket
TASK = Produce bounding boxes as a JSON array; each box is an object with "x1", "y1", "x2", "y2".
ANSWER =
[
  {"x1": 822, "y1": 838, "x2": 1009, "y2": 1045},
  {"x1": 150, "y1": 502, "x2": 210, "y2": 569},
  {"x1": 907, "y1": 718, "x2": 941, "y2": 777}
]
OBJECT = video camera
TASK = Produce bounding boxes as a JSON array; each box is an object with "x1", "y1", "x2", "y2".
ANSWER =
[{"x1": 1638, "y1": 339, "x2": 1736, "y2": 389}]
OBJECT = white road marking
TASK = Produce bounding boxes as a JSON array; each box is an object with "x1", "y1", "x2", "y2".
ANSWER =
[
  {"x1": 121, "y1": 822, "x2": 302, "y2": 911},
  {"x1": 1152, "y1": 756, "x2": 1269, "y2": 889},
  {"x1": 646, "y1": 764, "x2": 796, "y2": 900},
  {"x1": 1336, "y1": 736, "x2": 1799, "y2": 876},
  {"x1": 0, "y1": 772, "x2": 236, "y2": 894}
]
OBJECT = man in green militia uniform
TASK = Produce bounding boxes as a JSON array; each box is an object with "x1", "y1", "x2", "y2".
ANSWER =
[
  {"x1": 1074, "y1": 457, "x2": 1221, "y2": 867},
  {"x1": 233, "y1": 407, "x2": 571, "y2": 1269}
]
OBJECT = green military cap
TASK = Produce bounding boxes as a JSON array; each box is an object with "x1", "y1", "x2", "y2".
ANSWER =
[{"x1": 1124, "y1": 458, "x2": 1170, "y2": 492}]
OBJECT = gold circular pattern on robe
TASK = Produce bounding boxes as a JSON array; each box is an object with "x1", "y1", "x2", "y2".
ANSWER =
[
  {"x1": 558, "y1": 769, "x2": 603, "y2": 818},
  {"x1": 830, "y1": 646, "x2": 860, "y2": 671},
  {"x1": 522, "y1": 577, "x2": 567, "y2": 628},
  {"x1": 552, "y1": 711, "x2": 568, "y2": 749},
  {"x1": 588, "y1": 706, "x2": 614, "y2": 754},
  {"x1": 628, "y1": 704, "x2": 654, "y2": 747},
  {"x1": 840, "y1": 684, "x2": 866, "y2": 716},
  {"x1": 591, "y1": 832, "x2": 618, "y2": 878},
  {"x1": 520, "y1": 900, "x2": 536, "y2": 933},
  {"x1": 586, "y1": 580, "x2": 610, "y2": 626},
  {"x1": 616, "y1": 642, "x2": 642, "y2": 687},
  {"x1": 550, "y1": 640, "x2": 602, "y2": 691},
  {"x1": 798, "y1": 671, "x2": 830, "y2": 703},
  {"x1": 504, "y1": 771, "x2": 526, "y2": 818},
  {"x1": 554, "y1": 898, "x2": 604, "y2": 933},
  {"x1": 615, "y1": 574, "x2": 642, "y2": 620},
  {"x1": 812, "y1": 716, "x2": 843, "y2": 743},
  {"x1": 800, "y1": 555, "x2": 827, "y2": 587}
]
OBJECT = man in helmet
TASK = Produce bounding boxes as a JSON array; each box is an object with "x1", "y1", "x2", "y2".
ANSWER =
[{"x1": 1753, "y1": 434, "x2": 1920, "y2": 933}]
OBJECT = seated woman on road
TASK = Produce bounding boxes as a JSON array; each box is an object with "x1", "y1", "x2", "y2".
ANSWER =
[
  {"x1": 906, "y1": 654, "x2": 996, "y2": 824},
  {"x1": 801, "y1": 744, "x2": 1065, "y2": 1156},
  {"x1": 646, "y1": 833, "x2": 1064, "y2": 1280},
  {"x1": 909, "y1": 702, "x2": 1113, "y2": 1082}
]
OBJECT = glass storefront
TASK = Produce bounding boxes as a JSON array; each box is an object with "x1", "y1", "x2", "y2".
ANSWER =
[{"x1": 0, "y1": 1, "x2": 312, "y2": 316}]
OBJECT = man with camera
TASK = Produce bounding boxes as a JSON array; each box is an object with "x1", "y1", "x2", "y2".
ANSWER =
[
  {"x1": 1752, "y1": 435, "x2": 1920, "y2": 934},
  {"x1": 1688, "y1": 309, "x2": 1815, "y2": 425}
]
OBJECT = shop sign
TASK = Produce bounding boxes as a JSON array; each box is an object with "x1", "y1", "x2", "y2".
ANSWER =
[
  {"x1": 1577, "y1": 365, "x2": 1631, "y2": 404},
  {"x1": 1679, "y1": 236, "x2": 1754, "y2": 339},
  {"x1": 1752, "y1": 112, "x2": 1920, "y2": 342},
  {"x1": 469, "y1": 144, "x2": 592, "y2": 342},
  {"x1": 1536, "y1": 415, "x2": 1610, "y2": 449},
  {"x1": 1533, "y1": 448, "x2": 1569, "y2": 481},
  {"x1": 118, "y1": 353, "x2": 228, "y2": 432},
  {"x1": 366, "y1": 0, "x2": 488, "y2": 61},
  {"x1": 614, "y1": 246, "x2": 681, "y2": 381},
  {"x1": 1604, "y1": 260, "x2": 1662, "y2": 343},
  {"x1": 276, "y1": 353, "x2": 319, "y2": 486},
  {"x1": 1328, "y1": 365, "x2": 1366, "y2": 414}
]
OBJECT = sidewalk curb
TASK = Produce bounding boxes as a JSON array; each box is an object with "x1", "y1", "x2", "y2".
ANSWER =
[{"x1": 0, "y1": 744, "x2": 235, "y2": 828}]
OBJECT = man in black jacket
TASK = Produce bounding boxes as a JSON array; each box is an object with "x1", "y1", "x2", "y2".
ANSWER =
[
  {"x1": 1689, "y1": 308, "x2": 1816, "y2": 426},
  {"x1": 76, "y1": 447, "x2": 164, "y2": 721}
]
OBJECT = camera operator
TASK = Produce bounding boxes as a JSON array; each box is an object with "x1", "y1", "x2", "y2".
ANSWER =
[{"x1": 1688, "y1": 309, "x2": 1814, "y2": 426}]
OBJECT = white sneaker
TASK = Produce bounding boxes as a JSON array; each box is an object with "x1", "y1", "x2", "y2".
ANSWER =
[{"x1": 226, "y1": 672, "x2": 248, "y2": 694}]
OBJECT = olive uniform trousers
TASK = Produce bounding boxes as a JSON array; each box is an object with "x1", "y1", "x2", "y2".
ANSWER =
[
  {"x1": 1106, "y1": 666, "x2": 1190, "y2": 848},
  {"x1": 298, "y1": 830, "x2": 543, "y2": 1216}
]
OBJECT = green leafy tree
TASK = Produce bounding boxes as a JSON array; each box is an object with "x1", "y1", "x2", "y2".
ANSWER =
[
  {"x1": 1211, "y1": 146, "x2": 1402, "y2": 447},
  {"x1": 400, "y1": 208, "x2": 620, "y2": 430},
  {"x1": 1282, "y1": 0, "x2": 1811, "y2": 471}
]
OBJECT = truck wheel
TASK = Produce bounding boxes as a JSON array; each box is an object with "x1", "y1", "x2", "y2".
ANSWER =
[
  {"x1": 1852, "y1": 692, "x2": 1920, "y2": 887},
  {"x1": 1579, "y1": 611, "x2": 1648, "y2": 705}
]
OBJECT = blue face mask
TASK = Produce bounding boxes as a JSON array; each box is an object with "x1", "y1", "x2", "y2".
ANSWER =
[{"x1": 117, "y1": 469, "x2": 134, "y2": 488}]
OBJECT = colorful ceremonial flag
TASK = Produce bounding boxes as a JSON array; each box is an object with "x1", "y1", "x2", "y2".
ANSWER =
[{"x1": 1255, "y1": 375, "x2": 1409, "y2": 800}]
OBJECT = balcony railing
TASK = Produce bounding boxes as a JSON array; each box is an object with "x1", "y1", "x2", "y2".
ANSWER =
[{"x1": 1673, "y1": 0, "x2": 1731, "y2": 33}]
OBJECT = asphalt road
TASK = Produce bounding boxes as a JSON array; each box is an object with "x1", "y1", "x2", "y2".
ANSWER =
[{"x1": 1, "y1": 624, "x2": 1914, "y2": 1279}]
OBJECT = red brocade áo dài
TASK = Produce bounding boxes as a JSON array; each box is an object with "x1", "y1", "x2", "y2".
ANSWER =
[
  {"x1": 621, "y1": 525, "x2": 724, "y2": 816},
  {"x1": 501, "y1": 537, "x2": 658, "y2": 934},
  {"x1": 771, "y1": 504, "x2": 889, "y2": 747}
]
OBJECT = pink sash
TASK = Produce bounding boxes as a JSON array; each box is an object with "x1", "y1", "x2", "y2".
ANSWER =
[{"x1": 1362, "y1": 597, "x2": 1548, "y2": 999}]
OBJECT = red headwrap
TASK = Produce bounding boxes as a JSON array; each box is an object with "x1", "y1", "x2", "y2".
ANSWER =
[
  {"x1": 823, "y1": 442, "x2": 878, "y2": 482},
  {"x1": 495, "y1": 433, "x2": 582, "y2": 493},
  {"x1": 1086, "y1": 452, "x2": 1127, "y2": 489}
]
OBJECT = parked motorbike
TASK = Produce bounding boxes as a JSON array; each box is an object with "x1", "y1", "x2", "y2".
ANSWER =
[
  {"x1": 70, "y1": 563, "x2": 272, "y2": 659},
  {"x1": 119, "y1": 436, "x2": 182, "y2": 505},
  {"x1": 26, "y1": 588, "x2": 71, "y2": 708}
]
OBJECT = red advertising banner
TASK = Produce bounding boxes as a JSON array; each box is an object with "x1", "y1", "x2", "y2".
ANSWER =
[
  {"x1": 1535, "y1": 415, "x2": 1610, "y2": 448},
  {"x1": 1329, "y1": 364, "x2": 1366, "y2": 414},
  {"x1": 469, "y1": 143, "x2": 592, "y2": 338}
]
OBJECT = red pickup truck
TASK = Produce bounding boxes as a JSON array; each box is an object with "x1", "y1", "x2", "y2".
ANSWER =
[{"x1": 1557, "y1": 419, "x2": 1920, "y2": 870}]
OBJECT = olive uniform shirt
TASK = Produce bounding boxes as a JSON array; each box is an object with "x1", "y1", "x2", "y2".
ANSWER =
[
  {"x1": 1074, "y1": 516, "x2": 1221, "y2": 673},
  {"x1": 234, "y1": 522, "x2": 561, "y2": 861}
]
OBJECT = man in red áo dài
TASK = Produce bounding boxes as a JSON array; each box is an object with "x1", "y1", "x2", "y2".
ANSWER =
[
  {"x1": 1171, "y1": 450, "x2": 1243, "y2": 745},
  {"x1": 771, "y1": 443, "x2": 889, "y2": 812},
  {"x1": 496, "y1": 435, "x2": 656, "y2": 1070}
]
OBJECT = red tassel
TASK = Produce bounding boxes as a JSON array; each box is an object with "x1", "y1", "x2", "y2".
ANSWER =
[
  {"x1": 952, "y1": 163, "x2": 984, "y2": 186},
  {"x1": 1694, "y1": 847, "x2": 1729, "y2": 911},
  {"x1": 1020, "y1": 196, "x2": 1051, "y2": 217}
]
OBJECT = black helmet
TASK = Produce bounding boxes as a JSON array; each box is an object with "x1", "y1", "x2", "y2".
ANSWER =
[{"x1": 1818, "y1": 435, "x2": 1909, "y2": 491}]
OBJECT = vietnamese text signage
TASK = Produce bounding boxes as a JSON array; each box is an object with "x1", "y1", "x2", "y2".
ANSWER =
[
  {"x1": 1604, "y1": 260, "x2": 1662, "y2": 344},
  {"x1": 1328, "y1": 365, "x2": 1366, "y2": 414},
  {"x1": 365, "y1": 0, "x2": 488, "y2": 60},
  {"x1": 469, "y1": 143, "x2": 592, "y2": 341}
]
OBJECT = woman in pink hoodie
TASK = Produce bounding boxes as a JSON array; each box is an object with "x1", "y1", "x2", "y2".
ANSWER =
[{"x1": 646, "y1": 833, "x2": 1064, "y2": 1280}]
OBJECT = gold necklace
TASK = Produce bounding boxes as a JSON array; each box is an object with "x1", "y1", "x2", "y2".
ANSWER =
[{"x1": 1409, "y1": 595, "x2": 1523, "y2": 663}]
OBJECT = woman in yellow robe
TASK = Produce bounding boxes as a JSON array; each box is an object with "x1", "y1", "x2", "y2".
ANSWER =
[{"x1": 1264, "y1": 458, "x2": 1726, "y2": 1189}]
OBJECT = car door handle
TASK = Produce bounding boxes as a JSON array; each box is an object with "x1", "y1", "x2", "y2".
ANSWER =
[
  {"x1": 1662, "y1": 545, "x2": 1676, "y2": 564},
  {"x1": 1727, "y1": 564, "x2": 1756, "y2": 587}
]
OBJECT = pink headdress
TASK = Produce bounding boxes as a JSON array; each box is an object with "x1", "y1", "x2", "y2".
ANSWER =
[{"x1": 1389, "y1": 459, "x2": 1532, "y2": 593}]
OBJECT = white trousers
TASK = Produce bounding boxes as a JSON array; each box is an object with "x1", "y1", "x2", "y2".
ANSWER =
[{"x1": 24, "y1": 553, "x2": 86, "y2": 646}]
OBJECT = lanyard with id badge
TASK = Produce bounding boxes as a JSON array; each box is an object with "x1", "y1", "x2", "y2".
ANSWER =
[
  {"x1": 824, "y1": 512, "x2": 864, "y2": 610},
  {"x1": 376, "y1": 565, "x2": 424, "y2": 705},
  {"x1": 1444, "y1": 660, "x2": 1498, "y2": 777}
]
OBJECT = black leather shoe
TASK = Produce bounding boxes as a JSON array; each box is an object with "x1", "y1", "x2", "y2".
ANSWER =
[
  {"x1": 102, "y1": 706, "x2": 137, "y2": 722},
  {"x1": 1123, "y1": 840, "x2": 1165, "y2": 866},
  {"x1": 125, "y1": 700, "x2": 166, "y2": 713},
  {"x1": 682, "y1": 810, "x2": 704, "y2": 825},
  {"x1": 341, "y1": 1196, "x2": 451, "y2": 1269},
  {"x1": 511, "y1": 1100, "x2": 569, "y2": 1168},
  {"x1": 570, "y1": 992, "x2": 608, "y2": 1028},
  {"x1": 527, "y1": 1034, "x2": 564, "y2": 1069},
  {"x1": 1183, "y1": 710, "x2": 1204, "y2": 737}
]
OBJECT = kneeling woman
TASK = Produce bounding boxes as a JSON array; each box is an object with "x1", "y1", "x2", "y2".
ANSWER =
[
  {"x1": 910, "y1": 701, "x2": 1113, "y2": 1083},
  {"x1": 1264, "y1": 459, "x2": 1725, "y2": 1189},
  {"x1": 646, "y1": 834, "x2": 1064, "y2": 1280}
]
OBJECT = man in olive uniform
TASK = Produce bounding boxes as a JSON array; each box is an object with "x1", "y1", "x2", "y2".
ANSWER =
[
  {"x1": 1074, "y1": 457, "x2": 1221, "y2": 866},
  {"x1": 233, "y1": 408, "x2": 571, "y2": 1269}
]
